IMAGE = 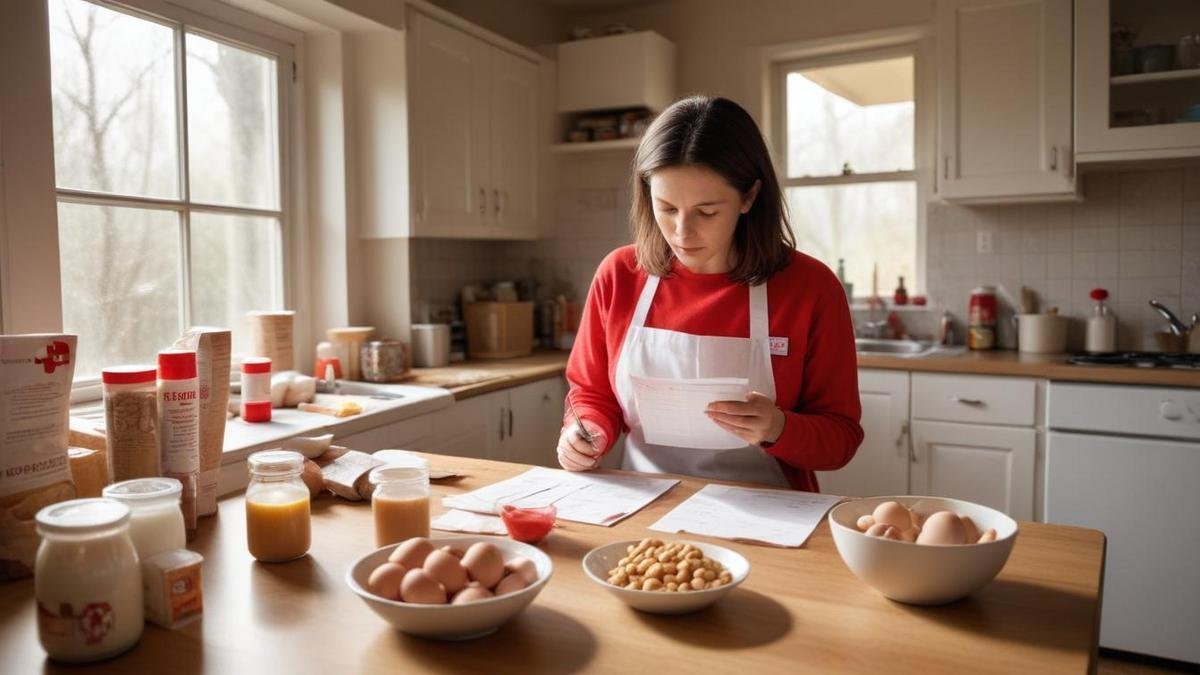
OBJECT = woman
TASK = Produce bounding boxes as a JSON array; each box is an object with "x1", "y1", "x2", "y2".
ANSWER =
[{"x1": 558, "y1": 95, "x2": 862, "y2": 492}]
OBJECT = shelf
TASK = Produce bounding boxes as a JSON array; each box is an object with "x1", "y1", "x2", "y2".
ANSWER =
[
  {"x1": 550, "y1": 138, "x2": 640, "y2": 154},
  {"x1": 1110, "y1": 68, "x2": 1200, "y2": 86}
]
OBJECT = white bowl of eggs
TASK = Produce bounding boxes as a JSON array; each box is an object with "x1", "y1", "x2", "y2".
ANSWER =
[
  {"x1": 346, "y1": 535, "x2": 552, "y2": 640},
  {"x1": 828, "y1": 496, "x2": 1018, "y2": 605},
  {"x1": 582, "y1": 538, "x2": 750, "y2": 615}
]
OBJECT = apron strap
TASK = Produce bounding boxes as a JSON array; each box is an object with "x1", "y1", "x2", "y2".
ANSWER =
[
  {"x1": 631, "y1": 275, "x2": 660, "y2": 330},
  {"x1": 749, "y1": 282, "x2": 768, "y2": 341}
]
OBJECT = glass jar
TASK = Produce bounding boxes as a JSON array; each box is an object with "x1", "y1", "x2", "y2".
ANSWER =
[
  {"x1": 102, "y1": 477, "x2": 185, "y2": 562},
  {"x1": 35, "y1": 498, "x2": 144, "y2": 663},
  {"x1": 245, "y1": 450, "x2": 311, "y2": 562},
  {"x1": 102, "y1": 365, "x2": 160, "y2": 481},
  {"x1": 371, "y1": 466, "x2": 430, "y2": 547}
]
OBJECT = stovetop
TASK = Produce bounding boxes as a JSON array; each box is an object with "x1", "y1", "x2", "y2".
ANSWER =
[{"x1": 1068, "y1": 351, "x2": 1200, "y2": 369}]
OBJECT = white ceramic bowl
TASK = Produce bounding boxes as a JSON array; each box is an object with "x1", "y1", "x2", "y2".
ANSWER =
[
  {"x1": 346, "y1": 535, "x2": 552, "y2": 640},
  {"x1": 829, "y1": 496, "x2": 1018, "y2": 605},
  {"x1": 582, "y1": 539, "x2": 749, "y2": 614}
]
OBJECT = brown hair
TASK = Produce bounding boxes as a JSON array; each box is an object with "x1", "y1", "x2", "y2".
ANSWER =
[{"x1": 630, "y1": 95, "x2": 795, "y2": 285}]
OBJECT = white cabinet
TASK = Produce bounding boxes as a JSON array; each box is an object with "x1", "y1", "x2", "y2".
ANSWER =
[
  {"x1": 936, "y1": 0, "x2": 1076, "y2": 202},
  {"x1": 407, "y1": 10, "x2": 540, "y2": 239},
  {"x1": 425, "y1": 377, "x2": 566, "y2": 465},
  {"x1": 1075, "y1": 0, "x2": 1200, "y2": 164},
  {"x1": 337, "y1": 414, "x2": 435, "y2": 454},
  {"x1": 817, "y1": 369, "x2": 911, "y2": 497},
  {"x1": 910, "y1": 419, "x2": 1036, "y2": 520},
  {"x1": 556, "y1": 31, "x2": 676, "y2": 113}
]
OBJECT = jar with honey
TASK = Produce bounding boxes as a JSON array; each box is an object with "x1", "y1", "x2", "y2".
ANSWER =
[
  {"x1": 245, "y1": 450, "x2": 311, "y2": 562},
  {"x1": 371, "y1": 466, "x2": 430, "y2": 547}
]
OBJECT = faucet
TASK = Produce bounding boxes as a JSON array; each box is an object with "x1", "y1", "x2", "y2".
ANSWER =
[{"x1": 857, "y1": 296, "x2": 890, "y2": 339}]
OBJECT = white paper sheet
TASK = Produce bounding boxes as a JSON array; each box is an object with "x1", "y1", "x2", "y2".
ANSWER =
[
  {"x1": 630, "y1": 375, "x2": 750, "y2": 450},
  {"x1": 442, "y1": 467, "x2": 678, "y2": 527},
  {"x1": 431, "y1": 509, "x2": 508, "y2": 535},
  {"x1": 649, "y1": 484, "x2": 844, "y2": 548}
]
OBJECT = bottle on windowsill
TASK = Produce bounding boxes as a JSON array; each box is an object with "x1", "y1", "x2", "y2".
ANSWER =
[{"x1": 893, "y1": 276, "x2": 908, "y2": 306}]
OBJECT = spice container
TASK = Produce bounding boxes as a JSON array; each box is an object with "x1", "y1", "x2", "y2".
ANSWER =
[
  {"x1": 327, "y1": 326, "x2": 375, "y2": 380},
  {"x1": 102, "y1": 365, "x2": 160, "y2": 482},
  {"x1": 240, "y1": 356, "x2": 272, "y2": 423},
  {"x1": 1085, "y1": 288, "x2": 1117, "y2": 353},
  {"x1": 360, "y1": 340, "x2": 410, "y2": 382},
  {"x1": 102, "y1": 478, "x2": 186, "y2": 562},
  {"x1": 157, "y1": 350, "x2": 199, "y2": 538},
  {"x1": 35, "y1": 498, "x2": 143, "y2": 663},
  {"x1": 245, "y1": 450, "x2": 311, "y2": 562},
  {"x1": 967, "y1": 286, "x2": 997, "y2": 350},
  {"x1": 370, "y1": 466, "x2": 430, "y2": 547}
]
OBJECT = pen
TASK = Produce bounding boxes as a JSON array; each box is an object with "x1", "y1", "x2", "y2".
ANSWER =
[{"x1": 567, "y1": 395, "x2": 597, "y2": 451}]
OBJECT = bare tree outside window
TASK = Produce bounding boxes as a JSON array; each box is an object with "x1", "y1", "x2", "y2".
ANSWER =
[{"x1": 48, "y1": 0, "x2": 286, "y2": 379}]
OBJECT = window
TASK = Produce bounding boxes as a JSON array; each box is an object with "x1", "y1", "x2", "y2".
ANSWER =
[
  {"x1": 777, "y1": 50, "x2": 918, "y2": 299},
  {"x1": 48, "y1": 0, "x2": 291, "y2": 381}
]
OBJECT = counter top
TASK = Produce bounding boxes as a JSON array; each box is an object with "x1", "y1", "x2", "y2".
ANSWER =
[
  {"x1": 0, "y1": 454, "x2": 1105, "y2": 673},
  {"x1": 859, "y1": 349, "x2": 1200, "y2": 387},
  {"x1": 406, "y1": 350, "x2": 569, "y2": 400}
]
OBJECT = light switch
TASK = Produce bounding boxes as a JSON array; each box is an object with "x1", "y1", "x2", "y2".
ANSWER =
[{"x1": 976, "y1": 230, "x2": 995, "y2": 255}]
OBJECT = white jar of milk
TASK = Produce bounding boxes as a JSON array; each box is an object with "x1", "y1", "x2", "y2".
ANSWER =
[
  {"x1": 102, "y1": 477, "x2": 186, "y2": 561},
  {"x1": 35, "y1": 498, "x2": 144, "y2": 663}
]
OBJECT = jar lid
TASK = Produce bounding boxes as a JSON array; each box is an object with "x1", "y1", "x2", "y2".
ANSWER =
[
  {"x1": 243, "y1": 401, "x2": 273, "y2": 422},
  {"x1": 248, "y1": 449, "x2": 304, "y2": 476},
  {"x1": 36, "y1": 498, "x2": 130, "y2": 535},
  {"x1": 373, "y1": 450, "x2": 430, "y2": 471},
  {"x1": 102, "y1": 364, "x2": 157, "y2": 385},
  {"x1": 971, "y1": 286, "x2": 996, "y2": 294},
  {"x1": 242, "y1": 357, "x2": 272, "y2": 374},
  {"x1": 368, "y1": 465, "x2": 428, "y2": 486},
  {"x1": 102, "y1": 477, "x2": 182, "y2": 505},
  {"x1": 158, "y1": 349, "x2": 197, "y2": 380}
]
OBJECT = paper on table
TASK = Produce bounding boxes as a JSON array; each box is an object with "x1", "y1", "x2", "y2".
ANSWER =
[
  {"x1": 442, "y1": 467, "x2": 678, "y2": 527},
  {"x1": 630, "y1": 375, "x2": 750, "y2": 450},
  {"x1": 649, "y1": 484, "x2": 843, "y2": 548},
  {"x1": 431, "y1": 509, "x2": 508, "y2": 535}
]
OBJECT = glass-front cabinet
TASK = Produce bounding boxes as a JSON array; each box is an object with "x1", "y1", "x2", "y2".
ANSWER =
[{"x1": 1076, "y1": 0, "x2": 1200, "y2": 163}]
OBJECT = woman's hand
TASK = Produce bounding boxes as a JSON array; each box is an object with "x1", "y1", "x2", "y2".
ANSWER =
[
  {"x1": 705, "y1": 392, "x2": 786, "y2": 446},
  {"x1": 556, "y1": 420, "x2": 607, "y2": 472}
]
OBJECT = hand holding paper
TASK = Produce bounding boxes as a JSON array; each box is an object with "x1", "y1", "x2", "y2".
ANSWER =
[{"x1": 631, "y1": 375, "x2": 750, "y2": 449}]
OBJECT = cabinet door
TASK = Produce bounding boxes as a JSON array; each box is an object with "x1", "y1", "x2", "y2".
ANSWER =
[
  {"x1": 910, "y1": 419, "x2": 1035, "y2": 519},
  {"x1": 817, "y1": 370, "x2": 910, "y2": 497},
  {"x1": 429, "y1": 393, "x2": 500, "y2": 459},
  {"x1": 501, "y1": 377, "x2": 566, "y2": 467},
  {"x1": 937, "y1": 0, "x2": 1074, "y2": 201},
  {"x1": 489, "y1": 48, "x2": 539, "y2": 238},
  {"x1": 336, "y1": 414, "x2": 435, "y2": 454},
  {"x1": 408, "y1": 11, "x2": 491, "y2": 236}
]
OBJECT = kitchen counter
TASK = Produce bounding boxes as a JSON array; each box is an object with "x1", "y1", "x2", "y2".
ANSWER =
[
  {"x1": 0, "y1": 454, "x2": 1105, "y2": 673},
  {"x1": 859, "y1": 349, "x2": 1200, "y2": 387},
  {"x1": 406, "y1": 350, "x2": 569, "y2": 400}
]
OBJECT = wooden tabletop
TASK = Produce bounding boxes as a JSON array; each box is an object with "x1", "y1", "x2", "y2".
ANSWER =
[
  {"x1": 0, "y1": 455, "x2": 1106, "y2": 674},
  {"x1": 406, "y1": 350, "x2": 569, "y2": 399},
  {"x1": 858, "y1": 349, "x2": 1200, "y2": 387}
]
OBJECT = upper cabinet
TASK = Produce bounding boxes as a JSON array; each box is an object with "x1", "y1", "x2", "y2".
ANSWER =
[
  {"x1": 1075, "y1": 0, "x2": 1200, "y2": 164},
  {"x1": 936, "y1": 0, "x2": 1076, "y2": 203},
  {"x1": 556, "y1": 31, "x2": 676, "y2": 113},
  {"x1": 407, "y1": 10, "x2": 540, "y2": 239}
]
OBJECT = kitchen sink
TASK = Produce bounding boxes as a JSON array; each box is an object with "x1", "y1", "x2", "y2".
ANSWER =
[{"x1": 855, "y1": 338, "x2": 936, "y2": 356}]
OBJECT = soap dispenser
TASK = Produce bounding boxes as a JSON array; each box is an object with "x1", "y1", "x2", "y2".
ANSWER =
[{"x1": 1085, "y1": 288, "x2": 1116, "y2": 353}]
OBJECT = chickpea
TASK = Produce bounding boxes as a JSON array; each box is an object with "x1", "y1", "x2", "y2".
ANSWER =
[
  {"x1": 625, "y1": 581, "x2": 639, "y2": 589},
  {"x1": 646, "y1": 563, "x2": 664, "y2": 579},
  {"x1": 636, "y1": 559, "x2": 653, "y2": 574},
  {"x1": 690, "y1": 577, "x2": 706, "y2": 590},
  {"x1": 624, "y1": 563, "x2": 636, "y2": 576},
  {"x1": 710, "y1": 579, "x2": 725, "y2": 588},
  {"x1": 702, "y1": 569, "x2": 716, "y2": 581},
  {"x1": 666, "y1": 582, "x2": 678, "y2": 592},
  {"x1": 662, "y1": 561, "x2": 677, "y2": 575},
  {"x1": 663, "y1": 574, "x2": 676, "y2": 584},
  {"x1": 617, "y1": 557, "x2": 631, "y2": 567},
  {"x1": 685, "y1": 549, "x2": 702, "y2": 560},
  {"x1": 719, "y1": 572, "x2": 732, "y2": 583}
]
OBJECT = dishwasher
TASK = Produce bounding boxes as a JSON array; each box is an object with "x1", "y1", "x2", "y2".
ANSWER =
[{"x1": 1045, "y1": 382, "x2": 1200, "y2": 664}]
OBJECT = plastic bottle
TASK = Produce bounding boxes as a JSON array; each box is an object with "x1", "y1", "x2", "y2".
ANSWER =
[
  {"x1": 157, "y1": 349, "x2": 199, "y2": 538},
  {"x1": 1085, "y1": 288, "x2": 1117, "y2": 353}
]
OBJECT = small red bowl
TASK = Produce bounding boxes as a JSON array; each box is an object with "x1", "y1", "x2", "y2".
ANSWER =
[{"x1": 499, "y1": 504, "x2": 556, "y2": 544}]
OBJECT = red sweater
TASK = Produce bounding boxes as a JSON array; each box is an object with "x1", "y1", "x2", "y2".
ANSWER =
[{"x1": 565, "y1": 245, "x2": 863, "y2": 493}]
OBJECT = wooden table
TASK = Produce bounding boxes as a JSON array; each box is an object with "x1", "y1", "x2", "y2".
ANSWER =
[{"x1": 0, "y1": 454, "x2": 1105, "y2": 674}]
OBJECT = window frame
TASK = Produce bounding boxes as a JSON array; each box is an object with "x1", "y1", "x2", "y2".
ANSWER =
[
  {"x1": 49, "y1": 0, "x2": 300, "y2": 399},
  {"x1": 765, "y1": 27, "x2": 933, "y2": 300}
]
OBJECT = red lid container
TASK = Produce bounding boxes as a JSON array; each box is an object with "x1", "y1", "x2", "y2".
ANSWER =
[
  {"x1": 242, "y1": 357, "x2": 272, "y2": 374},
  {"x1": 101, "y1": 365, "x2": 157, "y2": 385},
  {"x1": 157, "y1": 350, "x2": 197, "y2": 380},
  {"x1": 242, "y1": 400, "x2": 272, "y2": 423}
]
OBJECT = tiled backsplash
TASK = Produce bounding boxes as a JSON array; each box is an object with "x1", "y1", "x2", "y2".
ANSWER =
[
  {"x1": 928, "y1": 169, "x2": 1200, "y2": 350},
  {"x1": 409, "y1": 168, "x2": 1199, "y2": 352}
]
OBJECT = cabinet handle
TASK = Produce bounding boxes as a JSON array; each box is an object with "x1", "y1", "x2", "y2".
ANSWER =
[
  {"x1": 1050, "y1": 145, "x2": 1058, "y2": 171},
  {"x1": 949, "y1": 396, "x2": 984, "y2": 406},
  {"x1": 508, "y1": 408, "x2": 513, "y2": 437},
  {"x1": 943, "y1": 156, "x2": 949, "y2": 180},
  {"x1": 479, "y1": 188, "x2": 486, "y2": 216},
  {"x1": 895, "y1": 422, "x2": 909, "y2": 455},
  {"x1": 499, "y1": 407, "x2": 506, "y2": 441},
  {"x1": 910, "y1": 439, "x2": 918, "y2": 464},
  {"x1": 494, "y1": 189, "x2": 501, "y2": 216}
]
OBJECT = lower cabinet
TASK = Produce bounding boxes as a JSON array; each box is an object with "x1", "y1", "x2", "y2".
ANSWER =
[
  {"x1": 427, "y1": 376, "x2": 567, "y2": 466},
  {"x1": 816, "y1": 369, "x2": 910, "y2": 497},
  {"x1": 909, "y1": 419, "x2": 1036, "y2": 521}
]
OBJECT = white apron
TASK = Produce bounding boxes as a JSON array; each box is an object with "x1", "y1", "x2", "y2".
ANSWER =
[{"x1": 614, "y1": 275, "x2": 789, "y2": 487}]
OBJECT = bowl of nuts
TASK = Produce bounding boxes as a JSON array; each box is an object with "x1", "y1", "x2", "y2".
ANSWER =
[{"x1": 581, "y1": 538, "x2": 749, "y2": 614}]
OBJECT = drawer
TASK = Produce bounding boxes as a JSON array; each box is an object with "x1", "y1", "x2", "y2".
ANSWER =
[{"x1": 912, "y1": 373, "x2": 1036, "y2": 426}]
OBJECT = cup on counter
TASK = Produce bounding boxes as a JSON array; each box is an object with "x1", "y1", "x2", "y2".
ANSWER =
[
  {"x1": 1016, "y1": 314, "x2": 1068, "y2": 354},
  {"x1": 411, "y1": 324, "x2": 451, "y2": 368}
]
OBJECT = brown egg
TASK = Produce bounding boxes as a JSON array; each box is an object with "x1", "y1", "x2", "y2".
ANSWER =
[
  {"x1": 461, "y1": 542, "x2": 505, "y2": 588},
  {"x1": 494, "y1": 572, "x2": 529, "y2": 596},
  {"x1": 366, "y1": 561, "x2": 407, "y2": 600},
  {"x1": 977, "y1": 528, "x2": 998, "y2": 543},
  {"x1": 301, "y1": 459, "x2": 324, "y2": 497},
  {"x1": 423, "y1": 550, "x2": 468, "y2": 594},
  {"x1": 899, "y1": 526, "x2": 920, "y2": 543},
  {"x1": 916, "y1": 511, "x2": 968, "y2": 545},
  {"x1": 389, "y1": 537, "x2": 434, "y2": 569},
  {"x1": 872, "y1": 501, "x2": 914, "y2": 531},
  {"x1": 505, "y1": 556, "x2": 538, "y2": 585},
  {"x1": 400, "y1": 568, "x2": 447, "y2": 604},
  {"x1": 865, "y1": 522, "x2": 899, "y2": 539},
  {"x1": 959, "y1": 515, "x2": 981, "y2": 543},
  {"x1": 856, "y1": 515, "x2": 876, "y2": 532},
  {"x1": 440, "y1": 545, "x2": 465, "y2": 559},
  {"x1": 451, "y1": 585, "x2": 495, "y2": 604}
]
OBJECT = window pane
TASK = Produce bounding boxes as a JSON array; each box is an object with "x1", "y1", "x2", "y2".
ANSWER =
[
  {"x1": 186, "y1": 33, "x2": 280, "y2": 209},
  {"x1": 787, "y1": 183, "x2": 916, "y2": 296},
  {"x1": 48, "y1": 0, "x2": 179, "y2": 198},
  {"x1": 189, "y1": 212, "x2": 280, "y2": 356},
  {"x1": 59, "y1": 203, "x2": 182, "y2": 379},
  {"x1": 786, "y1": 56, "x2": 914, "y2": 177}
]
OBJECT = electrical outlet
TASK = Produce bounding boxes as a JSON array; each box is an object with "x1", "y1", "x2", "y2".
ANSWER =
[{"x1": 976, "y1": 230, "x2": 995, "y2": 255}]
